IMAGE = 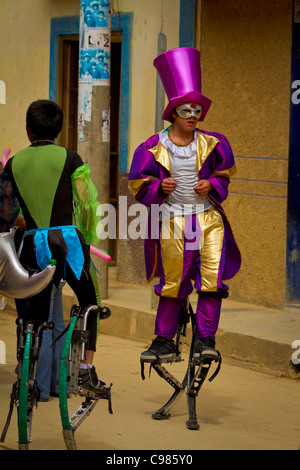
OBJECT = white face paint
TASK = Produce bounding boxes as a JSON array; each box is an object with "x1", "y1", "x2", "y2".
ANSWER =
[{"x1": 176, "y1": 103, "x2": 202, "y2": 120}]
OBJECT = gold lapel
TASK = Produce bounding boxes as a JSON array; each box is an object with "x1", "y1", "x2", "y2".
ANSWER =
[
  {"x1": 148, "y1": 130, "x2": 220, "y2": 174},
  {"x1": 148, "y1": 141, "x2": 171, "y2": 173},
  {"x1": 128, "y1": 176, "x2": 159, "y2": 197},
  {"x1": 196, "y1": 131, "x2": 220, "y2": 173}
]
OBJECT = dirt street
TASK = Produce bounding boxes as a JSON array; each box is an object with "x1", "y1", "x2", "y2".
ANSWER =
[{"x1": 0, "y1": 307, "x2": 299, "y2": 451}]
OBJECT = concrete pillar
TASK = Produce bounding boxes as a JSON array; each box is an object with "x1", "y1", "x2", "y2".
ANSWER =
[{"x1": 77, "y1": 0, "x2": 111, "y2": 299}]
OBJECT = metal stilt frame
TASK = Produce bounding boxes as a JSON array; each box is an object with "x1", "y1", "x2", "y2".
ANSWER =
[
  {"x1": 1, "y1": 305, "x2": 112, "y2": 450},
  {"x1": 1, "y1": 319, "x2": 54, "y2": 449},
  {"x1": 141, "y1": 298, "x2": 222, "y2": 430},
  {"x1": 59, "y1": 304, "x2": 113, "y2": 450}
]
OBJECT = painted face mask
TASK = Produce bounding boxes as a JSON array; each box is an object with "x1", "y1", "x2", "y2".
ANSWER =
[{"x1": 176, "y1": 103, "x2": 202, "y2": 120}]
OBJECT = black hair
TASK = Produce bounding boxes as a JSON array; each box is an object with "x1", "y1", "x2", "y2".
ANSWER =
[{"x1": 26, "y1": 100, "x2": 63, "y2": 140}]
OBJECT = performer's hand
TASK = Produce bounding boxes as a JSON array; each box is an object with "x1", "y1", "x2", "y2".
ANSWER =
[
  {"x1": 161, "y1": 177, "x2": 177, "y2": 195},
  {"x1": 194, "y1": 180, "x2": 212, "y2": 196},
  {"x1": 15, "y1": 214, "x2": 26, "y2": 229}
]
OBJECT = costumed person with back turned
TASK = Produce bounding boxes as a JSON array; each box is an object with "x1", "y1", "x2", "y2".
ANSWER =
[
  {"x1": 5, "y1": 99, "x2": 110, "y2": 396},
  {"x1": 128, "y1": 47, "x2": 241, "y2": 362}
]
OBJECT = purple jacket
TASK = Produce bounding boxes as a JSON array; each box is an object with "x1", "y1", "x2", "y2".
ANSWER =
[{"x1": 128, "y1": 128, "x2": 241, "y2": 283}]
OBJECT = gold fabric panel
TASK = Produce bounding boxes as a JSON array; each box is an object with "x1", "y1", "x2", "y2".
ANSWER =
[
  {"x1": 196, "y1": 132, "x2": 220, "y2": 173},
  {"x1": 160, "y1": 216, "x2": 185, "y2": 297},
  {"x1": 211, "y1": 165, "x2": 237, "y2": 178},
  {"x1": 149, "y1": 141, "x2": 171, "y2": 173},
  {"x1": 159, "y1": 209, "x2": 225, "y2": 297},
  {"x1": 128, "y1": 176, "x2": 158, "y2": 197},
  {"x1": 197, "y1": 208, "x2": 224, "y2": 292},
  {"x1": 149, "y1": 131, "x2": 220, "y2": 174}
]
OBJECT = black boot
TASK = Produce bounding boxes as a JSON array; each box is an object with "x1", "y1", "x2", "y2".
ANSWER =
[
  {"x1": 193, "y1": 337, "x2": 219, "y2": 360},
  {"x1": 140, "y1": 336, "x2": 176, "y2": 362},
  {"x1": 78, "y1": 366, "x2": 110, "y2": 398}
]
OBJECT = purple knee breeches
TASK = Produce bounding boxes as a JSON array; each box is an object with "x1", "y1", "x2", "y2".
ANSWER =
[{"x1": 155, "y1": 295, "x2": 222, "y2": 339}]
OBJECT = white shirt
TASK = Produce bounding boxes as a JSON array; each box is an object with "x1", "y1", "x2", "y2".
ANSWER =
[{"x1": 160, "y1": 131, "x2": 212, "y2": 220}]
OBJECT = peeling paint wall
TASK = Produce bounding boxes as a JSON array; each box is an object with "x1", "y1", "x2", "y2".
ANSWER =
[{"x1": 0, "y1": 0, "x2": 80, "y2": 152}]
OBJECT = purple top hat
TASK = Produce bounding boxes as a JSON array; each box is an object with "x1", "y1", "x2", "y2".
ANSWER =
[{"x1": 153, "y1": 47, "x2": 211, "y2": 122}]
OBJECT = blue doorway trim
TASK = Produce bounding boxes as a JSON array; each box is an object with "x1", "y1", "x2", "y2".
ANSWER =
[
  {"x1": 179, "y1": 0, "x2": 195, "y2": 47},
  {"x1": 111, "y1": 13, "x2": 132, "y2": 173},
  {"x1": 287, "y1": 7, "x2": 300, "y2": 303},
  {"x1": 49, "y1": 16, "x2": 79, "y2": 103},
  {"x1": 49, "y1": 13, "x2": 132, "y2": 174}
]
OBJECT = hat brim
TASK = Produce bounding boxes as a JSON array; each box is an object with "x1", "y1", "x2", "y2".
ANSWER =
[{"x1": 162, "y1": 92, "x2": 212, "y2": 122}]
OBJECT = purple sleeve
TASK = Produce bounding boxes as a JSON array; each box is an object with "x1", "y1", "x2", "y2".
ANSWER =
[
  {"x1": 204, "y1": 133, "x2": 236, "y2": 205},
  {"x1": 129, "y1": 135, "x2": 167, "y2": 207}
]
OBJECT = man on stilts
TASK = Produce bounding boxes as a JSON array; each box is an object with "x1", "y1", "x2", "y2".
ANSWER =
[{"x1": 129, "y1": 47, "x2": 241, "y2": 363}]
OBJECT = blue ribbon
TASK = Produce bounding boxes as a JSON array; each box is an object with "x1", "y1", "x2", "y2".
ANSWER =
[{"x1": 26, "y1": 225, "x2": 85, "y2": 280}]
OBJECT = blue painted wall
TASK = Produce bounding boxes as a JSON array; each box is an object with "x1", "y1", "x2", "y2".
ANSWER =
[{"x1": 179, "y1": 0, "x2": 195, "y2": 47}]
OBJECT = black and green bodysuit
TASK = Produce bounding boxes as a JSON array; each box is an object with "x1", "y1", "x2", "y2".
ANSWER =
[{"x1": 6, "y1": 141, "x2": 101, "y2": 351}]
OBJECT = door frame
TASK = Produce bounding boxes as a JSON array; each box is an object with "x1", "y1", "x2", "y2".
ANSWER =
[{"x1": 49, "y1": 12, "x2": 132, "y2": 174}]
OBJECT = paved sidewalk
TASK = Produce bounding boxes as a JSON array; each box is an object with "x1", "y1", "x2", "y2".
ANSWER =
[
  {"x1": 1, "y1": 277, "x2": 300, "y2": 451},
  {"x1": 61, "y1": 268, "x2": 300, "y2": 379}
]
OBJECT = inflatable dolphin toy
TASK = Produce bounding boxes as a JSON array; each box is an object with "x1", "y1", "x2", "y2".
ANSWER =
[{"x1": 0, "y1": 229, "x2": 55, "y2": 298}]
